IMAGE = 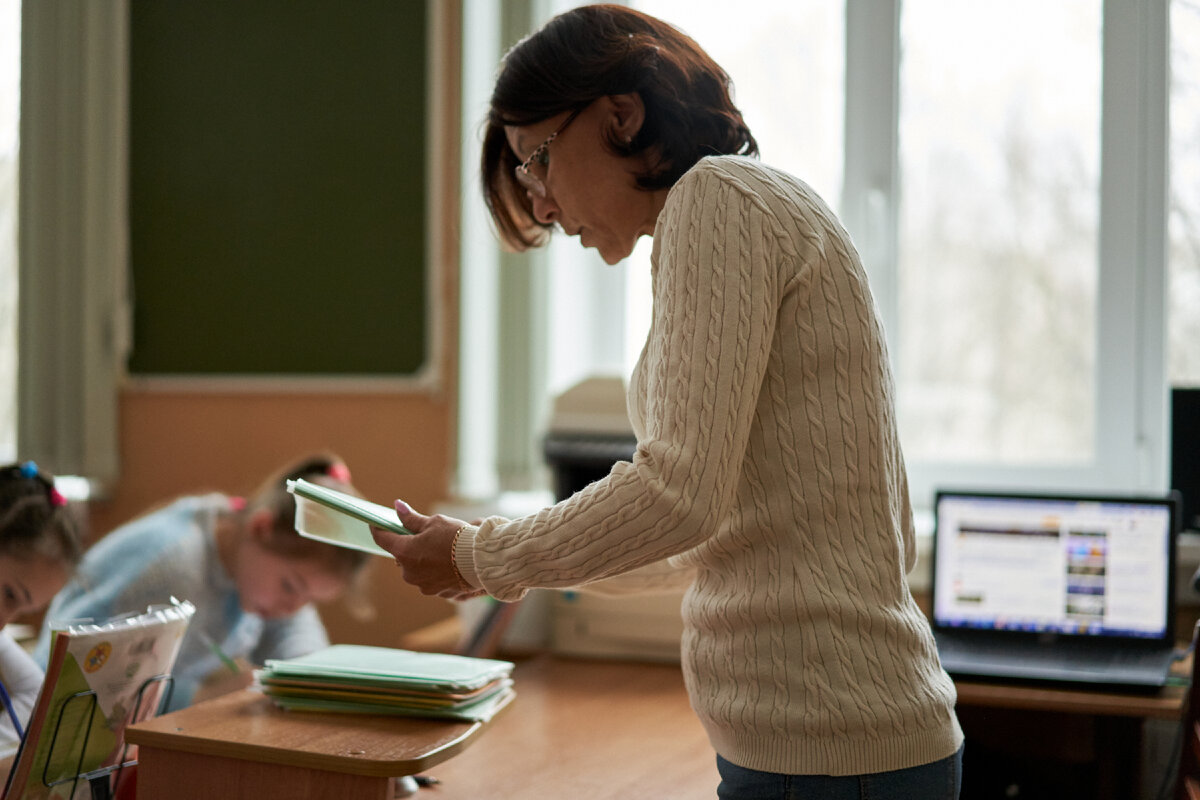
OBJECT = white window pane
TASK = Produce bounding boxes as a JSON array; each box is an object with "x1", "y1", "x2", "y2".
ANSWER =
[
  {"x1": 626, "y1": 0, "x2": 844, "y2": 375},
  {"x1": 1170, "y1": 0, "x2": 1200, "y2": 386},
  {"x1": 0, "y1": 0, "x2": 19, "y2": 463},
  {"x1": 630, "y1": 1, "x2": 844, "y2": 205},
  {"x1": 896, "y1": 1, "x2": 1101, "y2": 464}
]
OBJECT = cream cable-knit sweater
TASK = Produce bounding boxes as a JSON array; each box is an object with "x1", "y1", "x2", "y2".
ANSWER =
[{"x1": 457, "y1": 155, "x2": 963, "y2": 776}]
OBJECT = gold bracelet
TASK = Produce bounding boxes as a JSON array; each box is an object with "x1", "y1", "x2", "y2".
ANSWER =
[{"x1": 449, "y1": 525, "x2": 472, "y2": 592}]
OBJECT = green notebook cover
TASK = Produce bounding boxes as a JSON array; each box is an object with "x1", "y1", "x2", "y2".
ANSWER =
[
  {"x1": 286, "y1": 478, "x2": 410, "y2": 557},
  {"x1": 259, "y1": 677, "x2": 513, "y2": 710},
  {"x1": 266, "y1": 685, "x2": 515, "y2": 722},
  {"x1": 261, "y1": 644, "x2": 514, "y2": 693},
  {"x1": 257, "y1": 674, "x2": 502, "y2": 701}
]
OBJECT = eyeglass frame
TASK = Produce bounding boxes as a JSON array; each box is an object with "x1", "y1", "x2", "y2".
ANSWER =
[{"x1": 513, "y1": 108, "x2": 584, "y2": 198}]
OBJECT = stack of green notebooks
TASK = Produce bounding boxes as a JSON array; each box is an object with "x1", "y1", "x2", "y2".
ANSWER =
[{"x1": 257, "y1": 644, "x2": 515, "y2": 722}]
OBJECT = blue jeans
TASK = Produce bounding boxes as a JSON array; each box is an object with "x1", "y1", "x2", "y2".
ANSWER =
[{"x1": 715, "y1": 745, "x2": 963, "y2": 800}]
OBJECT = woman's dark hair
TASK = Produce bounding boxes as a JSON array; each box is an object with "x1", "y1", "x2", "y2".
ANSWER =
[
  {"x1": 482, "y1": 4, "x2": 758, "y2": 251},
  {"x1": 0, "y1": 462, "x2": 83, "y2": 567}
]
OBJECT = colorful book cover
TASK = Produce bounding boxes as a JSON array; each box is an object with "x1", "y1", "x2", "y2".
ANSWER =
[{"x1": 2, "y1": 601, "x2": 195, "y2": 800}]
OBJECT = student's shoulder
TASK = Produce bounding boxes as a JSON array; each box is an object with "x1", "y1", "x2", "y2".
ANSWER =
[{"x1": 85, "y1": 494, "x2": 224, "y2": 560}]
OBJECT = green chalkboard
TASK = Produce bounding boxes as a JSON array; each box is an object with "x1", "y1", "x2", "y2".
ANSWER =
[{"x1": 129, "y1": 1, "x2": 427, "y2": 376}]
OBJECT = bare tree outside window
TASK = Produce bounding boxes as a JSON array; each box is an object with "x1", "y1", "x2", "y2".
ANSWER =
[
  {"x1": 896, "y1": 0, "x2": 1101, "y2": 464},
  {"x1": 1171, "y1": 0, "x2": 1200, "y2": 386}
]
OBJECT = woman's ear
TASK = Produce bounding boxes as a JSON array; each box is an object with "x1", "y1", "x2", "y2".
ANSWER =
[{"x1": 605, "y1": 93, "x2": 645, "y2": 143}]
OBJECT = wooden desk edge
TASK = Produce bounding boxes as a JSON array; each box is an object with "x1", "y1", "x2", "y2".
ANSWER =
[
  {"x1": 126, "y1": 691, "x2": 511, "y2": 778},
  {"x1": 954, "y1": 679, "x2": 1186, "y2": 720},
  {"x1": 127, "y1": 719, "x2": 483, "y2": 777}
]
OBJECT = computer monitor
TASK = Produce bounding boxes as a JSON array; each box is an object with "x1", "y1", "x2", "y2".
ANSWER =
[{"x1": 1172, "y1": 387, "x2": 1200, "y2": 533}]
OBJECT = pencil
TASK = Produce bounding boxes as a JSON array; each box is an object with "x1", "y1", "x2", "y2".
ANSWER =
[{"x1": 198, "y1": 630, "x2": 240, "y2": 673}]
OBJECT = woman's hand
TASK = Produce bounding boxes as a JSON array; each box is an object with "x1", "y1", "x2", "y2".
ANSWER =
[{"x1": 370, "y1": 501, "x2": 487, "y2": 601}]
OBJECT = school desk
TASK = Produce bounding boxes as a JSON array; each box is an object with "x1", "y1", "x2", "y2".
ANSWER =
[
  {"x1": 123, "y1": 654, "x2": 715, "y2": 799},
  {"x1": 124, "y1": 686, "x2": 499, "y2": 799}
]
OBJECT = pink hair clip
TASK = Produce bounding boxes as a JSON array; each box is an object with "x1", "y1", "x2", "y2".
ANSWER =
[
  {"x1": 49, "y1": 488, "x2": 67, "y2": 508},
  {"x1": 228, "y1": 496, "x2": 247, "y2": 512},
  {"x1": 327, "y1": 462, "x2": 352, "y2": 484}
]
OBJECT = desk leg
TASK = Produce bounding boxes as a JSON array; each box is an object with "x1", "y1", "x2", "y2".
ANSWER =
[{"x1": 135, "y1": 746, "x2": 392, "y2": 799}]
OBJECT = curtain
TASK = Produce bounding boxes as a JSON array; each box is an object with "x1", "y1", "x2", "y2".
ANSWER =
[{"x1": 17, "y1": 0, "x2": 129, "y2": 484}]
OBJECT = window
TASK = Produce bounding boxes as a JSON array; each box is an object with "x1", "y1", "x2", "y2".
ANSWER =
[
  {"x1": 892, "y1": 0, "x2": 1169, "y2": 502},
  {"x1": 896, "y1": 1, "x2": 1102, "y2": 465},
  {"x1": 458, "y1": 1, "x2": 1176, "y2": 510},
  {"x1": 0, "y1": 0, "x2": 18, "y2": 464},
  {"x1": 1171, "y1": 0, "x2": 1200, "y2": 386}
]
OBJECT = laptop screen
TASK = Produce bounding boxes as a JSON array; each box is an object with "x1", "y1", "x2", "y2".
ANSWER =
[{"x1": 931, "y1": 491, "x2": 1179, "y2": 641}]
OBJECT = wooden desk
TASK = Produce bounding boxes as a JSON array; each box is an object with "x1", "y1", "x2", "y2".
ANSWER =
[
  {"x1": 411, "y1": 655, "x2": 718, "y2": 798},
  {"x1": 433, "y1": 658, "x2": 1183, "y2": 800},
  {"x1": 127, "y1": 646, "x2": 1182, "y2": 800},
  {"x1": 956, "y1": 677, "x2": 1185, "y2": 719},
  {"x1": 124, "y1": 655, "x2": 714, "y2": 799},
  {"x1": 125, "y1": 688, "x2": 496, "y2": 799},
  {"x1": 954, "y1": 677, "x2": 1186, "y2": 800}
]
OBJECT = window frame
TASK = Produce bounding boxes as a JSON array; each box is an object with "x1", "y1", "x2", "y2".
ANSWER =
[
  {"x1": 841, "y1": 0, "x2": 1169, "y2": 506},
  {"x1": 457, "y1": 0, "x2": 1172, "y2": 511}
]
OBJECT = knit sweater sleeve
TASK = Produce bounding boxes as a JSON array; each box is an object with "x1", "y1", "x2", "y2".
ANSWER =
[
  {"x1": 457, "y1": 162, "x2": 784, "y2": 601},
  {"x1": 572, "y1": 551, "x2": 697, "y2": 596}
]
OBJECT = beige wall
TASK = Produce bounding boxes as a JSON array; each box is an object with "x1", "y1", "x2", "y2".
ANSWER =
[{"x1": 83, "y1": 388, "x2": 458, "y2": 646}]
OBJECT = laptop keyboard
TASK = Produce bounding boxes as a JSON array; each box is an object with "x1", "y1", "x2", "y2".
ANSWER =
[{"x1": 934, "y1": 631, "x2": 1179, "y2": 684}]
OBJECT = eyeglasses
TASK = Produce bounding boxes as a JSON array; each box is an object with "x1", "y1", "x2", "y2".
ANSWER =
[{"x1": 513, "y1": 109, "x2": 583, "y2": 198}]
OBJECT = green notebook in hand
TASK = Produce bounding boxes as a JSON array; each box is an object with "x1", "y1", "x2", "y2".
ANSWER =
[{"x1": 286, "y1": 478, "x2": 411, "y2": 558}]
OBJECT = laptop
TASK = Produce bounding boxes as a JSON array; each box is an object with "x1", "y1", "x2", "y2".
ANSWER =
[{"x1": 930, "y1": 489, "x2": 1182, "y2": 690}]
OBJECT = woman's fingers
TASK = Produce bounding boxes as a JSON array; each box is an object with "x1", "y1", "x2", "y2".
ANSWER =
[
  {"x1": 394, "y1": 499, "x2": 431, "y2": 533},
  {"x1": 369, "y1": 526, "x2": 409, "y2": 558},
  {"x1": 372, "y1": 503, "x2": 475, "y2": 597}
]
